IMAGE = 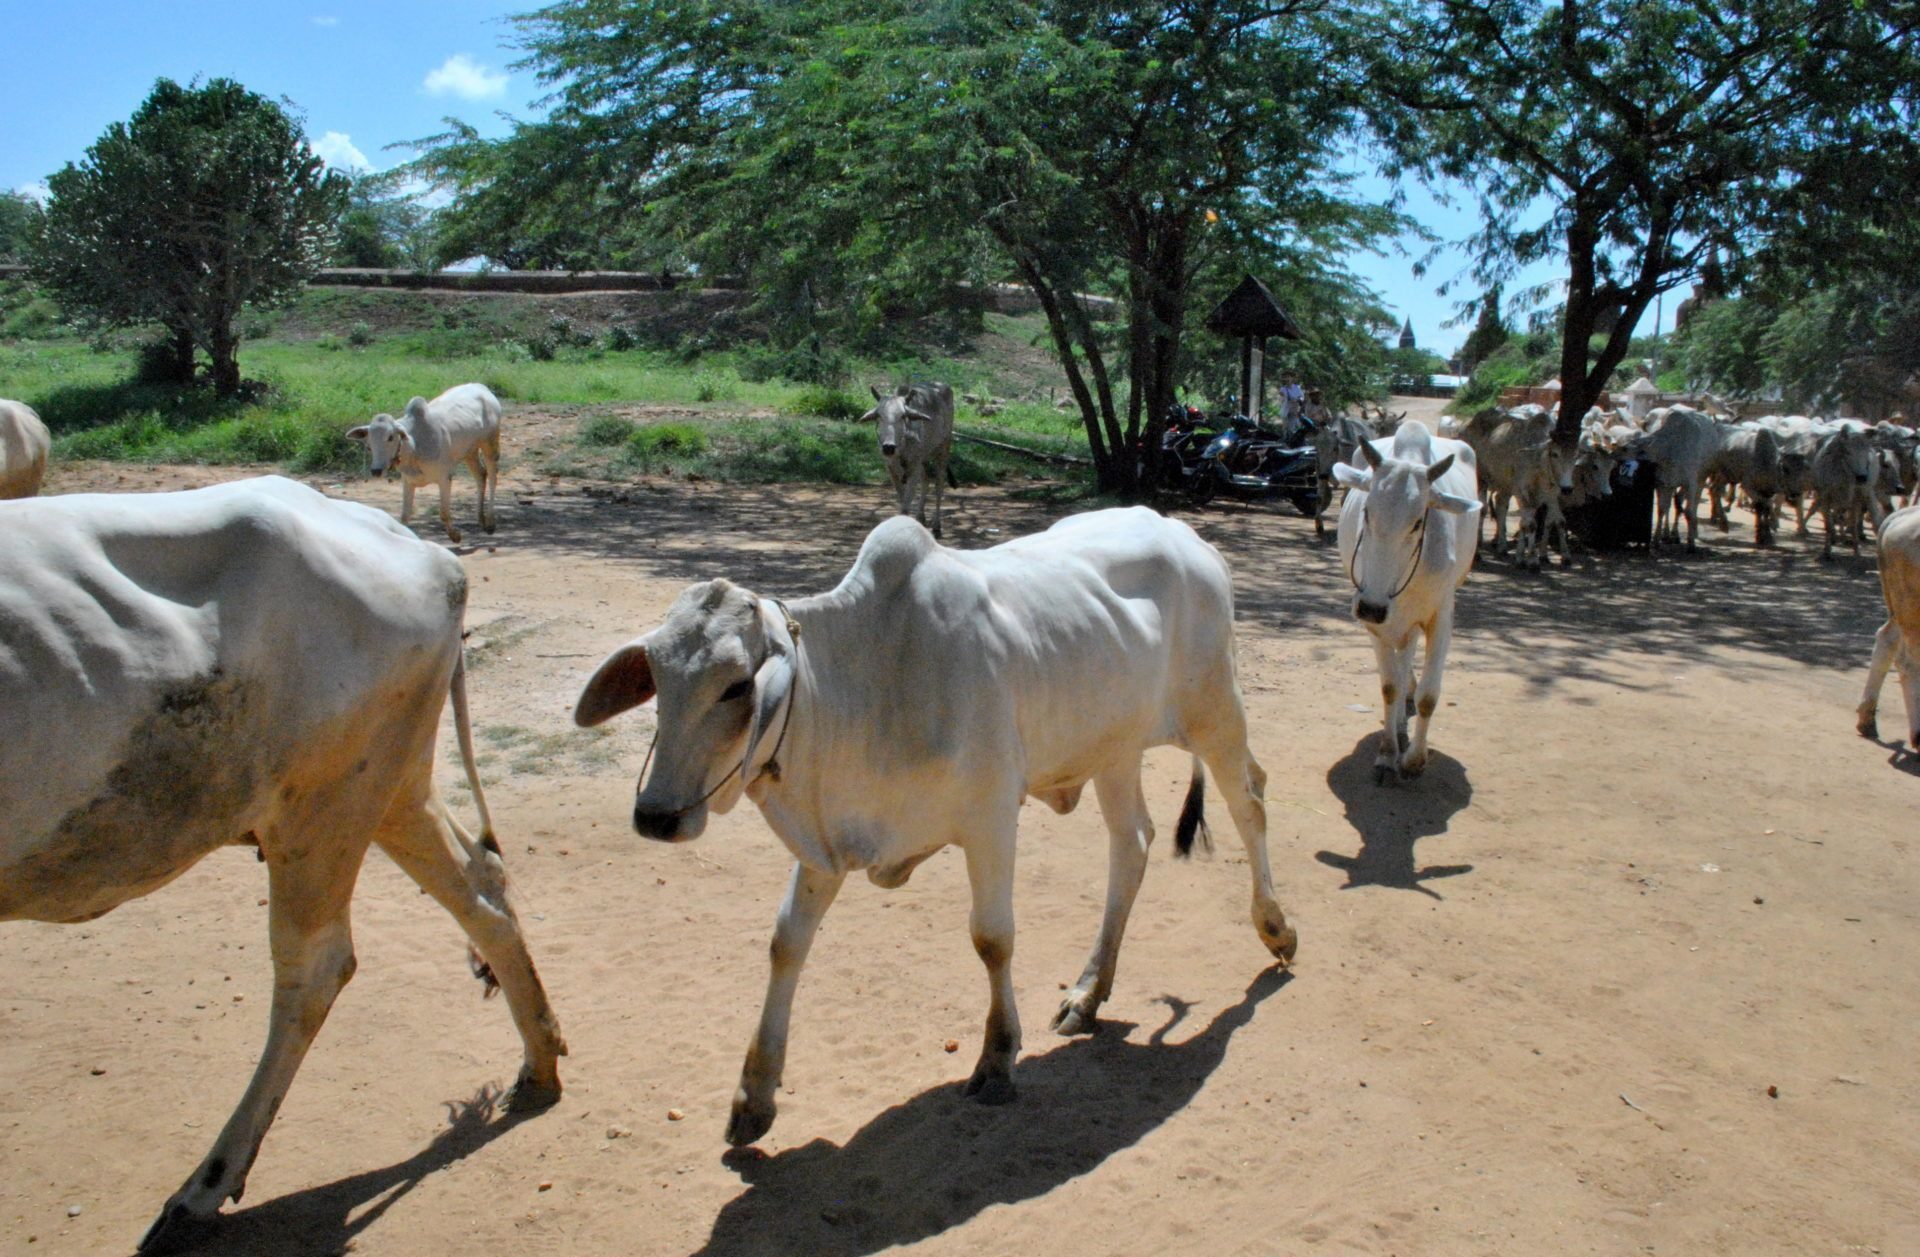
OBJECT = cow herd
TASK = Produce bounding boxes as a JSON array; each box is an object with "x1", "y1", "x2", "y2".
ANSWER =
[
  {"x1": 1437, "y1": 400, "x2": 1919, "y2": 565},
  {"x1": 0, "y1": 379, "x2": 1914, "y2": 1250}
]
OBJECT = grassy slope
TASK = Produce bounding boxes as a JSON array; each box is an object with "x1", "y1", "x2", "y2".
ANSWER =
[{"x1": 0, "y1": 281, "x2": 1091, "y2": 486}]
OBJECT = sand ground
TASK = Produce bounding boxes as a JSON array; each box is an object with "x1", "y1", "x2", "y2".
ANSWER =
[{"x1": 3, "y1": 406, "x2": 1916, "y2": 1256}]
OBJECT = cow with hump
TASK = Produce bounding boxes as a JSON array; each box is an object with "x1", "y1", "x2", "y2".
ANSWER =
[
  {"x1": 0, "y1": 476, "x2": 566, "y2": 1251},
  {"x1": 1332, "y1": 420, "x2": 1481, "y2": 783},
  {"x1": 575, "y1": 507, "x2": 1296, "y2": 1144}
]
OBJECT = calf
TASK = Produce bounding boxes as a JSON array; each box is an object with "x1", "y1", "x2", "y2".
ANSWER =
[
  {"x1": 574, "y1": 508, "x2": 1294, "y2": 1144},
  {"x1": 348, "y1": 381, "x2": 502, "y2": 542},
  {"x1": 0, "y1": 398, "x2": 50, "y2": 499},
  {"x1": 0, "y1": 477, "x2": 565, "y2": 1249},
  {"x1": 865, "y1": 382, "x2": 956, "y2": 537},
  {"x1": 1331, "y1": 421, "x2": 1480, "y2": 780}
]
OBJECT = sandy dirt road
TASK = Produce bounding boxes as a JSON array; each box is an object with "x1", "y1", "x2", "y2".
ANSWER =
[{"x1": 3, "y1": 421, "x2": 1916, "y2": 1256}]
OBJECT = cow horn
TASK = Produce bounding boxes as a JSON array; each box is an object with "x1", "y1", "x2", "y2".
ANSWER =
[
  {"x1": 871, "y1": 385, "x2": 886, "y2": 402},
  {"x1": 1360, "y1": 440, "x2": 1383, "y2": 469}
]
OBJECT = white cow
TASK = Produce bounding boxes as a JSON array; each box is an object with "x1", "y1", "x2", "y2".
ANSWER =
[
  {"x1": 1811, "y1": 423, "x2": 1883, "y2": 558},
  {"x1": 864, "y1": 382, "x2": 956, "y2": 537},
  {"x1": 1633, "y1": 406, "x2": 1724, "y2": 550},
  {"x1": 1858, "y1": 505, "x2": 1920, "y2": 748},
  {"x1": 573, "y1": 508, "x2": 1295, "y2": 1144},
  {"x1": 347, "y1": 381, "x2": 502, "y2": 542},
  {"x1": 0, "y1": 477, "x2": 565, "y2": 1250},
  {"x1": 1332, "y1": 421, "x2": 1481, "y2": 781},
  {"x1": 0, "y1": 398, "x2": 51, "y2": 499}
]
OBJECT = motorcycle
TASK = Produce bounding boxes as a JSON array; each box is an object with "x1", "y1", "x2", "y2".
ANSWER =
[
  {"x1": 1138, "y1": 402, "x2": 1219, "y2": 496},
  {"x1": 1189, "y1": 412, "x2": 1322, "y2": 515}
]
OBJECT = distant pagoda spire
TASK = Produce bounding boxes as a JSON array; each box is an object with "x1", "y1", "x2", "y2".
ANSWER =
[{"x1": 1398, "y1": 317, "x2": 1416, "y2": 350}]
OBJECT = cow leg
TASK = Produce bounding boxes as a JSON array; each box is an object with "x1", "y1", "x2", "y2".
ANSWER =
[
  {"x1": 374, "y1": 802, "x2": 567, "y2": 1107},
  {"x1": 887, "y1": 459, "x2": 908, "y2": 517},
  {"x1": 1490, "y1": 491, "x2": 1510, "y2": 553},
  {"x1": 437, "y1": 477, "x2": 463, "y2": 544},
  {"x1": 1823, "y1": 505, "x2": 1837, "y2": 560},
  {"x1": 1054, "y1": 765, "x2": 1154, "y2": 1035},
  {"x1": 142, "y1": 842, "x2": 366, "y2": 1250},
  {"x1": 927, "y1": 451, "x2": 947, "y2": 538},
  {"x1": 467, "y1": 449, "x2": 496, "y2": 535},
  {"x1": 727, "y1": 861, "x2": 844, "y2": 1145},
  {"x1": 1403, "y1": 605, "x2": 1455, "y2": 778},
  {"x1": 1199, "y1": 743, "x2": 1297, "y2": 963},
  {"x1": 1683, "y1": 483, "x2": 1700, "y2": 551},
  {"x1": 1372, "y1": 634, "x2": 1407, "y2": 782},
  {"x1": 961, "y1": 828, "x2": 1021, "y2": 1104},
  {"x1": 1858, "y1": 619, "x2": 1901, "y2": 739},
  {"x1": 400, "y1": 480, "x2": 416, "y2": 525}
]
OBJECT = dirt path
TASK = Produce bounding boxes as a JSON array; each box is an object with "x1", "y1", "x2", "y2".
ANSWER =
[{"x1": 5, "y1": 434, "x2": 1917, "y2": 1256}]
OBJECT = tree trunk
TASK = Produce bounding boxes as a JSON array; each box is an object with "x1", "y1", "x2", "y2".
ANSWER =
[
  {"x1": 208, "y1": 317, "x2": 242, "y2": 398},
  {"x1": 165, "y1": 324, "x2": 196, "y2": 384}
]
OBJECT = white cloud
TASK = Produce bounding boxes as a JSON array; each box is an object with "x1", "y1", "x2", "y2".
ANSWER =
[
  {"x1": 311, "y1": 131, "x2": 371, "y2": 173},
  {"x1": 13, "y1": 181, "x2": 50, "y2": 205},
  {"x1": 423, "y1": 53, "x2": 508, "y2": 101},
  {"x1": 311, "y1": 15, "x2": 339, "y2": 26}
]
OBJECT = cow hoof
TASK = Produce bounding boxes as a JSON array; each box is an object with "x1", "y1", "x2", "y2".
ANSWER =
[
  {"x1": 505, "y1": 1067, "x2": 563, "y2": 1113},
  {"x1": 1052, "y1": 993, "x2": 1100, "y2": 1036},
  {"x1": 1398, "y1": 754, "x2": 1429, "y2": 779},
  {"x1": 139, "y1": 1199, "x2": 217, "y2": 1254},
  {"x1": 447, "y1": 530, "x2": 464, "y2": 544},
  {"x1": 726, "y1": 1092, "x2": 778, "y2": 1147},
  {"x1": 483, "y1": 520, "x2": 497, "y2": 535},
  {"x1": 1858, "y1": 715, "x2": 1879, "y2": 739},
  {"x1": 1257, "y1": 915, "x2": 1298, "y2": 965},
  {"x1": 963, "y1": 1067, "x2": 1017, "y2": 1105},
  {"x1": 1372, "y1": 763, "x2": 1397, "y2": 786}
]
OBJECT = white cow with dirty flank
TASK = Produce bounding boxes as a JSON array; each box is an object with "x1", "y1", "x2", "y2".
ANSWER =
[{"x1": 0, "y1": 476, "x2": 565, "y2": 1251}]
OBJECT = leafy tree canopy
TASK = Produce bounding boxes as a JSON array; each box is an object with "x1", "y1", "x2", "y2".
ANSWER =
[
  {"x1": 32, "y1": 77, "x2": 348, "y2": 395},
  {"x1": 1361, "y1": 0, "x2": 1919, "y2": 436},
  {"x1": 410, "y1": 0, "x2": 1402, "y2": 491}
]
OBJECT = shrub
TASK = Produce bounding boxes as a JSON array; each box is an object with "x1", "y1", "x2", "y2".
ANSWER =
[
  {"x1": 605, "y1": 324, "x2": 639, "y2": 352},
  {"x1": 525, "y1": 332, "x2": 558, "y2": 362},
  {"x1": 347, "y1": 321, "x2": 374, "y2": 347},
  {"x1": 792, "y1": 385, "x2": 866, "y2": 420},
  {"x1": 693, "y1": 370, "x2": 736, "y2": 403},
  {"x1": 579, "y1": 414, "x2": 638, "y2": 447}
]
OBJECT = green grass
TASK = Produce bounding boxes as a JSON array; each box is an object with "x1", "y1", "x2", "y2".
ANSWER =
[{"x1": 0, "y1": 284, "x2": 1089, "y2": 486}]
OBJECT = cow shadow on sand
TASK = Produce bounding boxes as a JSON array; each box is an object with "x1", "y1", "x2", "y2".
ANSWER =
[
  {"x1": 151, "y1": 1085, "x2": 541, "y2": 1257},
  {"x1": 689, "y1": 967, "x2": 1292, "y2": 1257},
  {"x1": 1316, "y1": 735, "x2": 1474, "y2": 899}
]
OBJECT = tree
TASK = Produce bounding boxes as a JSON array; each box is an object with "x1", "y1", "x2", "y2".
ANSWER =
[
  {"x1": 32, "y1": 78, "x2": 347, "y2": 396},
  {"x1": 1456, "y1": 285, "x2": 1507, "y2": 374},
  {"x1": 1363, "y1": 0, "x2": 1919, "y2": 441},
  {"x1": 416, "y1": 1, "x2": 1398, "y2": 492},
  {"x1": 332, "y1": 174, "x2": 436, "y2": 270},
  {"x1": 0, "y1": 192, "x2": 40, "y2": 264}
]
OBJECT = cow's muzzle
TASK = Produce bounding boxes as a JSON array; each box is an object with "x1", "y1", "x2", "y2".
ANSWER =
[
  {"x1": 881, "y1": 442, "x2": 898, "y2": 457},
  {"x1": 633, "y1": 803, "x2": 700, "y2": 842},
  {"x1": 1354, "y1": 597, "x2": 1389, "y2": 625}
]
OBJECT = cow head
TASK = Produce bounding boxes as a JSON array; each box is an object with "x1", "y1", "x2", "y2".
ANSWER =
[
  {"x1": 1332, "y1": 441, "x2": 1476, "y2": 625},
  {"x1": 865, "y1": 385, "x2": 933, "y2": 460},
  {"x1": 573, "y1": 579, "x2": 797, "y2": 843},
  {"x1": 344, "y1": 398, "x2": 425, "y2": 476},
  {"x1": 1572, "y1": 430, "x2": 1617, "y2": 503}
]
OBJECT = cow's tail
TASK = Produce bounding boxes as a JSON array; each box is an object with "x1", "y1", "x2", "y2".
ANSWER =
[
  {"x1": 1174, "y1": 755, "x2": 1213, "y2": 858},
  {"x1": 450, "y1": 644, "x2": 505, "y2": 997}
]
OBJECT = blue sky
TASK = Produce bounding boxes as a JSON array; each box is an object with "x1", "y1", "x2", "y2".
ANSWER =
[{"x1": 1, "y1": 2, "x2": 1655, "y2": 357}]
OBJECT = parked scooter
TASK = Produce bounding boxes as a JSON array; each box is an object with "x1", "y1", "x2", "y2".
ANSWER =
[
  {"x1": 1190, "y1": 412, "x2": 1322, "y2": 514},
  {"x1": 1138, "y1": 402, "x2": 1219, "y2": 495}
]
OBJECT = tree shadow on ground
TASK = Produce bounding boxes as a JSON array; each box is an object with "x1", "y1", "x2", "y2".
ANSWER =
[
  {"x1": 1316, "y1": 735, "x2": 1474, "y2": 899},
  {"x1": 149, "y1": 1085, "x2": 544, "y2": 1257},
  {"x1": 689, "y1": 968, "x2": 1292, "y2": 1257}
]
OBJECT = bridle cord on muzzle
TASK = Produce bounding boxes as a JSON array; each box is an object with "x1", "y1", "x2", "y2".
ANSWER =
[
  {"x1": 635, "y1": 599, "x2": 802, "y2": 818},
  {"x1": 1347, "y1": 512, "x2": 1428, "y2": 602}
]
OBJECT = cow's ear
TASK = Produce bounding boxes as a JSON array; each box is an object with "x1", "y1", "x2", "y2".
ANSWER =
[
  {"x1": 859, "y1": 409, "x2": 878, "y2": 424},
  {"x1": 574, "y1": 641, "x2": 655, "y2": 727},
  {"x1": 1425, "y1": 453, "x2": 1454, "y2": 481},
  {"x1": 1331, "y1": 462, "x2": 1371, "y2": 490},
  {"x1": 904, "y1": 408, "x2": 932, "y2": 424},
  {"x1": 1430, "y1": 490, "x2": 1478, "y2": 515},
  {"x1": 345, "y1": 426, "x2": 370, "y2": 443}
]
